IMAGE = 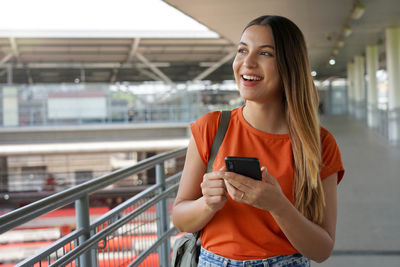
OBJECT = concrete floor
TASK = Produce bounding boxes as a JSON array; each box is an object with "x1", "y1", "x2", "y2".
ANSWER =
[{"x1": 312, "y1": 115, "x2": 400, "y2": 266}]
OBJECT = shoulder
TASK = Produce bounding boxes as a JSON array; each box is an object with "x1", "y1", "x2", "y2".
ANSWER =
[
  {"x1": 189, "y1": 111, "x2": 223, "y2": 165},
  {"x1": 319, "y1": 126, "x2": 341, "y2": 157},
  {"x1": 193, "y1": 111, "x2": 221, "y2": 127},
  {"x1": 320, "y1": 126, "x2": 332, "y2": 138},
  {"x1": 190, "y1": 111, "x2": 221, "y2": 135},
  {"x1": 320, "y1": 126, "x2": 340, "y2": 147}
]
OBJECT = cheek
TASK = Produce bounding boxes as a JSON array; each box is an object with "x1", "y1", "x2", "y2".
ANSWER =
[
  {"x1": 232, "y1": 59, "x2": 239, "y2": 73},
  {"x1": 267, "y1": 64, "x2": 281, "y2": 84},
  {"x1": 271, "y1": 62, "x2": 280, "y2": 78},
  {"x1": 232, "y1": 60, "x2": 241, "y2": 82}
]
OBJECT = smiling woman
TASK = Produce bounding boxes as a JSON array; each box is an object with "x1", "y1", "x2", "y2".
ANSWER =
[
  {"x1": 0, "y1": 0, "x2": 218, "y2": 38},
  {"x1": 172, "y1": 15, "x2": 345, "y2": 266}
]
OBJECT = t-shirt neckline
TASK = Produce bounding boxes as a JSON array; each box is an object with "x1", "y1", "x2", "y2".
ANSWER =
[{"x1": 237, "y1": 105, "x2": 290, "y2": 139}]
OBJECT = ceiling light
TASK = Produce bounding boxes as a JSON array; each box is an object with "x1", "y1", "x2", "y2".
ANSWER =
[
  {"x1": 344, "y1": 26, "x2": 352, "y2": 37},
  {"x1": 351, "y1": 3, "x2": 365, "y2": 20},
  {"x1": 329, "y1": 59, "x2": 336, "y2": 65},
  {"x1": 311, "y1": 71, "x2": 317, "y2": 77}
]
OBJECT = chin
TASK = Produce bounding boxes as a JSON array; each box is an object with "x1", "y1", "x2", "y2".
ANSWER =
[{"x1": 239, "y1": 90, "x2": 260, "y2": 102}]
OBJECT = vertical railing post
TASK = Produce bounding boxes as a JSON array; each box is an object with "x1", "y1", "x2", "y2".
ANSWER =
[
  {"x1": 90, "y1": 228, "x2": 99, "y2": 267},
  {"x1": 156, "y1": 163, "x2": 170, "y2": 267},
  {"x1": 75, "y1": 194, "x2": 93, "y2": 267}
]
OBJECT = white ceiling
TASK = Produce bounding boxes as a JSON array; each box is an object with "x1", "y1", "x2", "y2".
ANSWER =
[{"x1": 164, "y1": 0, "x2": 400, "y2": 78}]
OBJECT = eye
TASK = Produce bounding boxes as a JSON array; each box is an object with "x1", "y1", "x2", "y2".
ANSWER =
[
  {"x1": 237, "y1": 48, "x2": 247, "y2": 54},
  {"x1": 260, "y1": 51, "x2": 273, "y2": 57}
]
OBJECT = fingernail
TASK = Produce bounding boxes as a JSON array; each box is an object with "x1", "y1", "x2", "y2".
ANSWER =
[{"x1": 261, "y1": 166, "x2": 266, "y2": 172}]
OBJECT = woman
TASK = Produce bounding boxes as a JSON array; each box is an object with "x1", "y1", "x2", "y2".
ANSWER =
[{"x1": 172, "y1": 15, "x2": 344, "y2": 266}]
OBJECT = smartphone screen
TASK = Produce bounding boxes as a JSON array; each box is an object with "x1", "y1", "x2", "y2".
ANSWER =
[{"x1": 224, "y1": 156, "x2": 262, "y2": 180}]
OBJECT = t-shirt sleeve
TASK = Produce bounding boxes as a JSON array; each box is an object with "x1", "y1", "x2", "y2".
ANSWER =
[
  {"x1": 190, "y1": 111, "x2": 221, "y2": 165},
  {"x1": 320, "y1": 128, "x2": 345, "y2": 184}
]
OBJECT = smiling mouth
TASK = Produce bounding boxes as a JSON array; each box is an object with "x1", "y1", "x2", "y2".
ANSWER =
[{"x1": 241, "y1": 74, "x2": 264, "y2": 81}]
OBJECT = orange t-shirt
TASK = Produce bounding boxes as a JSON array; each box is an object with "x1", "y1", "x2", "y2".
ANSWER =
[{"x1": 190, "y1": 106, "x2": 345, "y2": 260}]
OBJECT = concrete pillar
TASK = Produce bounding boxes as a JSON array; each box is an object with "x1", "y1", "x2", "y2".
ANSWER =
[
  {"x1": 354, "y1": 56, "x2": 366, "y2": 121},
  {"x1": 347, "y1": 62, "x2": 355, "y2": 115},
  {"x1": 2, "y1": 87, "x2": 19, "y2": 126},
  {"x1": 366, "y1": 45, "x2": 379, "y2": 128},
  {"x1": 7, "y1": 64, "x2": 12, "y2": 85},
  {"x1": 386, "y1": 27, "x2": 400, "y2": 144}
]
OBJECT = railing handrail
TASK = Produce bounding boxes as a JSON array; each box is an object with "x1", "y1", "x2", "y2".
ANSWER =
[
  {"x1": 46, "y1": 182, "x2": 180, "y2": 267},
  {"x1": 90, "y1": 171, "x2": 181, "y2": 230},
  {"x1": 0, "y1": 147, "x2": 187, "y2": 234}
]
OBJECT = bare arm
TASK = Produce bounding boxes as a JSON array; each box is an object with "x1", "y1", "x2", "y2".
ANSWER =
[
  {"x1": 172, "y1": 136, "x2": 227, "y2": 233},
  {"x1": 224, "y1": 169, "x2": 338, "y2": 263},
  {"x1": 270, "y1": 174, "x2": 337, "y2": 262}
]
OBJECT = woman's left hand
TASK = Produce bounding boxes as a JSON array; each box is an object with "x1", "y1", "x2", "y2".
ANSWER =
[{"x1": 223, "y1": 166, "x2": 286, "y2": 212}]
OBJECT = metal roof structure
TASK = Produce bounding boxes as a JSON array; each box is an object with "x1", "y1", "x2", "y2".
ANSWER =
[{"x1": 0, "y1": 37, "x2": 235, "y2": 84}]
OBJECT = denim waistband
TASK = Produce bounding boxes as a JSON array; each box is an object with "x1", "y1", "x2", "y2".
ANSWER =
[{"x1": 198, "y1": 247, "x2": 310, "y2": 267}]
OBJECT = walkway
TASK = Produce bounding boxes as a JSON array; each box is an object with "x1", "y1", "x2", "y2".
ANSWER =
[{"x1": 314, "y1": 115, "x2": 400, "y2": 266}]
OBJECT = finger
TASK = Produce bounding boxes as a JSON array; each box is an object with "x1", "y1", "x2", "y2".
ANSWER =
[
  {"x1": 224, "y1": 180, "x2": 245, "y2": 201},
  {"x1": 202, "y1": 187, "x2": 226, "y2": 197},
  {"x1": 261, "y1": 166, "x2": 276, "y2": 184},
  {"x1": 261, "y1": 166, "x2": 268, "y2": 182},
  {"x1": 224, "y1": 179, "x2": 235, "y2": 196},
  {"x1": 201, "y1": 181, "x2": 226, "y2": 197},
  {"x1": 204, "y1": 179, "x2": 226, "y2": 188},
  {"x1": 224, "y1": 179, "x2": 238, "y2": 191},
  {"x1": 223, "y1": 171, "x2": 253, "y2": 190},
  {"x1": 203, "y1": 170, "x2": 225, "y2": 181}
]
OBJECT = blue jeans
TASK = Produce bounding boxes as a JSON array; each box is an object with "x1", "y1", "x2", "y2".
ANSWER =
[{"x1": 198, "y1": 247, "x2": 310, "y2": 267}]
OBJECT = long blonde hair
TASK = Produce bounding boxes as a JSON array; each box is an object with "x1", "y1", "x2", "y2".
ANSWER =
[{"x1": 245, "y1": 16, "x2": 325, "y2": 224}]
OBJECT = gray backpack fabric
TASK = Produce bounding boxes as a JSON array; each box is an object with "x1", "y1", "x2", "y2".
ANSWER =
[
  {"x1": 171, "y1": 110, "x2": 231, "y2": 267},
  {"x1": 171, "y1": 232, "x2": 201, "y2": 267}
]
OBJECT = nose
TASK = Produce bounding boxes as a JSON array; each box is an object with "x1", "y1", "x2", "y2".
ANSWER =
[{"x1": 243, "y1": 53, "x2": 257, "y2": 68}]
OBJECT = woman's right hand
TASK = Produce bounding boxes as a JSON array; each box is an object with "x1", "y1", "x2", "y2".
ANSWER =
[{"x1": 201, "y1": 167, "x2": 228, "y2": 212}]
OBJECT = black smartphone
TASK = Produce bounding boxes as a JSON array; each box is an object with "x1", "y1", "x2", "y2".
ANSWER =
[{"x1": 224, "y1": 156, "x2": 262, "y2": 180}]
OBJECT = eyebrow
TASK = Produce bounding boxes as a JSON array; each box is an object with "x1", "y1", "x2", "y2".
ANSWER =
[{"x1": 239, "y1": 41, "x2": 275, "y2": 50}]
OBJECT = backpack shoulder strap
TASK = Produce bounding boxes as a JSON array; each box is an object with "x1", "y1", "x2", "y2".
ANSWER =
[
  {"x1": 190, "y1": 111, "x2": 231, "y2": 239},
  {"x1": 206, "y1": 110, "x2": 231, "y2": 173}
]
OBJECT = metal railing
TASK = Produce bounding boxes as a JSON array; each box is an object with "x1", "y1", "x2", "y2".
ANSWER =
[{"x1": 0, "y1": 147, "x2": 187, "y2": 267}]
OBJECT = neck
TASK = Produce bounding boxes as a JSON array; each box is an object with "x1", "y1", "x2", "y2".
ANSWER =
[{"x1": 243, "y1": 100, "x2": 288, "y2": 134}]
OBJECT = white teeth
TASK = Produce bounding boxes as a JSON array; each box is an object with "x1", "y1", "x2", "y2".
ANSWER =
[{"x1": 242, "y1": 75, "x2": 262, "y2": 81}]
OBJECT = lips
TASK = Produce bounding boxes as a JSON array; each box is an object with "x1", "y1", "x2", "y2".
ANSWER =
[
  {"x1": 242, "y1": 74, "x2": 263, "y2": 81},
  {"x1": 240, "y1": 74, "x2": 264, "y2": 86}
]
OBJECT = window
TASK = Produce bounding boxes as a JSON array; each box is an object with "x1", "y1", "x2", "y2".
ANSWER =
[{"x1": 75, "y1": 171, "x2": 93, "y2": 184}]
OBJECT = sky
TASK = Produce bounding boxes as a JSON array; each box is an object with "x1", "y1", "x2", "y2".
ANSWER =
[{"x1": 0, "y1": 0, "x2": 218, "y2": 38}]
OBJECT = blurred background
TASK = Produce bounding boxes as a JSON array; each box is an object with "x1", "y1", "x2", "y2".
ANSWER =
[{"x1": 0, "y1": 0, "x2": 399, "y2": 266}]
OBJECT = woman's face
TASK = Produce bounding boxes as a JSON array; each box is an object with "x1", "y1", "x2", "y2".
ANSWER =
[{"x1": 232, "y1": 25, "x2": 282, "y2": 103}]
